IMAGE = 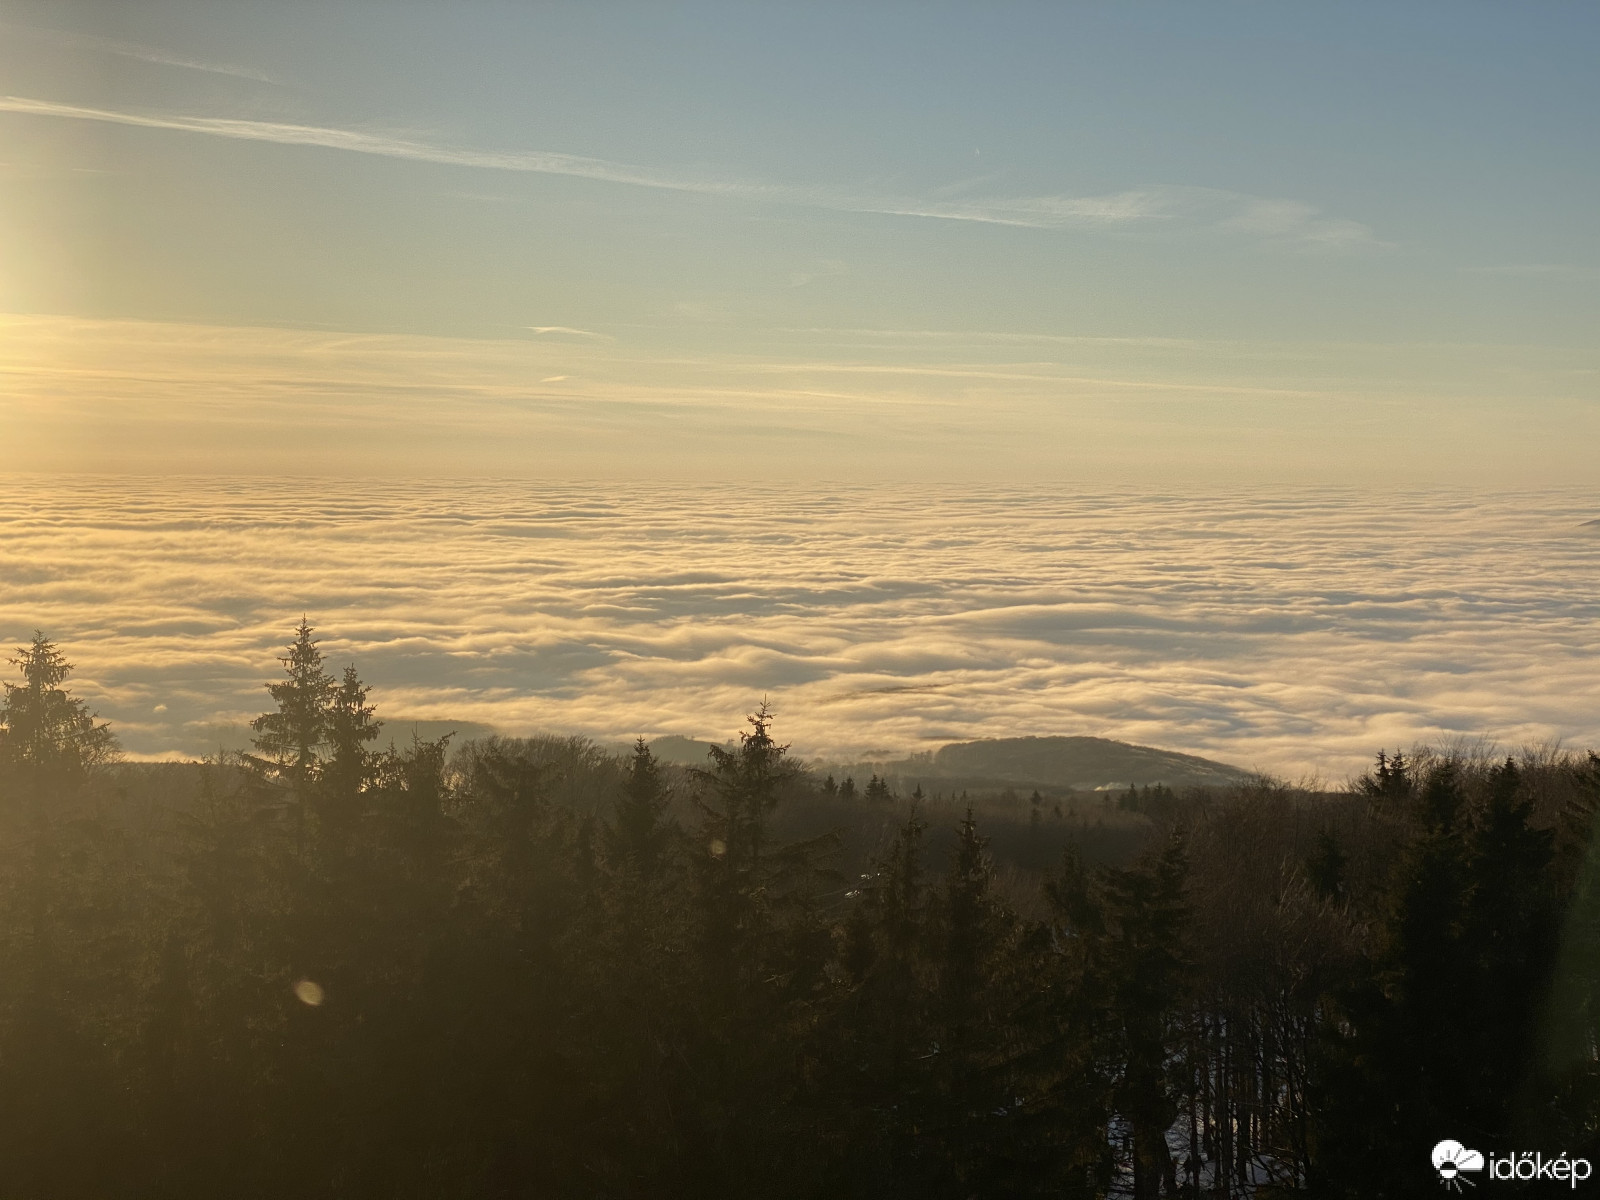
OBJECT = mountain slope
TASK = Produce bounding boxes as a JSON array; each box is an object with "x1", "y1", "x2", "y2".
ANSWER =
[{"x1": 878, "y1": 735, "x2": 1252, "y2": 791}]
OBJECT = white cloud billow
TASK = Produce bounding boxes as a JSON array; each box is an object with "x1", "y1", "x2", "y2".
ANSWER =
[{"x1": 0, "y1": 478, "x2": 1596, "y2": 778}]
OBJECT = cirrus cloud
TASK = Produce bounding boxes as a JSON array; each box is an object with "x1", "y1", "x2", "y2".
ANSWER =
[{"x1": 1, "y1": 94, "x2": 1378, "y2": 251}]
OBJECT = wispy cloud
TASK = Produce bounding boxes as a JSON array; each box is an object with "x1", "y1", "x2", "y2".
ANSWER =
[
  {"x1": 0, "y1": 95, "x2": 1378, "y2": 250},
  {"x1": 1218, "y1": 194, "x2": 1379, "y2": 250},
  {"x1": 6, "y1": 313, "x2": 1595, "y2": 484},
  {"x1": 859, "y1": 188, "x2": 1171, "y2": 228},
  {"x1": 0, "y1": 96, "x2": 690, "y2": 186},
  {"x1": 812, "y1": 185, "x2": 1379, "y2": 249},
  {"x1": 7, "y1": 24, "x2": 285, "y2": 85},
  {"x1": 528, "y1": 326, "x2": 611, "y2": 340}
]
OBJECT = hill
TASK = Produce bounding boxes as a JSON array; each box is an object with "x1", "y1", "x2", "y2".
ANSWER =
[
  {"x1": 858, "y1": 735, "x2": 1252, "y2": 793},
  {"x1": 644, "y1": 734, "x2": 732, "y2": 766}
]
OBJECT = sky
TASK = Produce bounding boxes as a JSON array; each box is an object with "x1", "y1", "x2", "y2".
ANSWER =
[{"x1": 2, "y1": 1, "x2": 1596, "y2": 481}]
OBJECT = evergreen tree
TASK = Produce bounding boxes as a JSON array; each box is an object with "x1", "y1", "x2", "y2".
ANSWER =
[
  {"x1": 939, "y1": 811, "x2": 1000, "y2": 1055},
  {"x1": 0, "y1": 636, "x2": 127, "y2": 1198},
  {"x1": 1543, "y1": 752, "x2": 1600, "y2": 1160},
  {"x1": 689, "y1": 704, "x2": 813, "y2": 1027},
  {"x1": 1458, "y1": 758, "x2": 1558, "y2": 1139},
  {"x1": 686, "y1": 704, "x2": 833, "y2": 1192},
  {"x1": 929, "y1": 811, "x2": 1021, "y2": 1194},
  {"x1": 1035, "y1": 847, "x2": 1120, "y2": 1199},
  {"x1": 373, "y1": 732, "x2": 455, "y2": 881},
  {"x1": 1051, "y1": 835, "x2": 1190, "y2": 1199},
  {"x1": 694, "y1": 703, "x2": 796, "y2": 907},
  {"x1": 1356, "y1": 749, "x2": 1413, "y2": 808},
  {"x1": 319, "y1": 663, "x2": 381, "y2": 854},
  {"x1": 249, "y1": 621, "x2": 334, "y2": 776},
  {"x1": 1313, "y1": 761, "x2": 1469, "y2": 1197},
  {"x1": 825, "y1": 814, "x2": 936, "y2": 1196},
  {"x1": 605, "y1": 738, "x2": 674, "y2": 879},
  {"x1": 1309, "y1": 757, "x2": 1565, "y2": 1196},
  {"x1": 248, "y1": 621, "x2": 335, "y2": 851},
  {"x1": 1102, "y1": 836, "x2": 1190, "y2": 1199},
  {"x1": 0, "y1": 632, "x2": 118, "y2": 782}
]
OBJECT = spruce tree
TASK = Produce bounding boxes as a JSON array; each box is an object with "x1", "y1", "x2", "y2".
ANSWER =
[
  {"x1": 1049, "y1": 834, "x2": 1190, "y2": 1198},
  {"x1": 1458, "y1": 759, "x2": 1558, "y2": 1139},
  {"x1": 0, "y1": 634, "x2": 122, "y2": 1197},
  {"x1": 606, "y1": 738, "x2": 673, "y2": 879},
  {"x1": 1102, "y1": 836, "x2": 1190, "y2": 1200},
  {"x1": 0, "y1": 632, "x2": 118, "y2": 782},
  {"x1": 1313, "y1": 759, "x2": 1474, "y2": 1197},
  {"x1": 320, "y1": 663, "x2": 381, "y2": 854},
  {"x1": 940, "y1": 811, "x2": 999, "y2": 1054},
  {"x1": 249, "y1": 620, "x2": 334, "y2": 780},
  {"x1": 1356, "y1": 749, "x2": 1413, "y2": 809},
  {"x1": 1543, "y1": 753, "x2": 1600, "y2": 1160},
  {"x1": 826, "y1": 814, "x2": 935, "y2": 1197},
  {"x1": 687, "y1": 705, "x2": 832, "y2": 1191},
  {"x1": 248, "y1": 620, "x2": 335, "y2": 851},
  {"x1": 931, "y1": 810, "x2": 1016, "y2": 1193}
]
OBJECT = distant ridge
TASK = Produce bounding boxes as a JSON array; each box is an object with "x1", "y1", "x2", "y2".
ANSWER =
[
  {"x1": 647, "y1": 732, "x2": 1252, "y2": 790},
  {"x1": 646, "y1": 735, "x2": 732, "y2": 766},
  {"x1": 871, "y1": 735, "x2": 1252, "y2": 792}
]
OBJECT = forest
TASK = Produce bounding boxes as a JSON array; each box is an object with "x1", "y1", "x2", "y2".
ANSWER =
[{"x1": 2, "y1": 624, "x2": 1599, "y2": 1199}]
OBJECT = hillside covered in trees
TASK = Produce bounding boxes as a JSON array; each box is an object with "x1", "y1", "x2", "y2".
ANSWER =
[
  {"x1": 3, "y1": 625, "x2": 1600, "y2": 1198},
  {"x1": 834, "y1": 735, "x2": 1254, "y2": 795}
]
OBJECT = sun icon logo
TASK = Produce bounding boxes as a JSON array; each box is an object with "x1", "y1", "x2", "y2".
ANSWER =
[{"x1": 1431, "y1": 1140, "x2": 1485, "y2": 1191}]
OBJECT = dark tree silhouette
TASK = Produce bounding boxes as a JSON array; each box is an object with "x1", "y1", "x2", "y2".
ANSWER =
[
  {"x1": 1, "y1": 636, "x2": 1597, "y2": 1199},
  {"x1": 0, "y1": 632, "x2": 117, "y2": 779}
]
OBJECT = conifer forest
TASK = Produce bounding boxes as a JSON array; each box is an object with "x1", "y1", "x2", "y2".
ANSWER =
[{"x1": 3, "y1": 624, "x2": 1599, "y2": 1199}]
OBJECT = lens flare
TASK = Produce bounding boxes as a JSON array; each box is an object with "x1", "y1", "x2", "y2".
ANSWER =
[{"x1": 293, "y1": 979, "x2": 325, "y2": 1007}]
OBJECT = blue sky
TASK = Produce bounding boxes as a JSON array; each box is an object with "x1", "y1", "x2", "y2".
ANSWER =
[{"x1": 1, "y1": 2, "x2": 1596, "y2": 479}]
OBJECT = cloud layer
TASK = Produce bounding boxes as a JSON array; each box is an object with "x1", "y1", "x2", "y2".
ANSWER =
[{"x1": 1, "y1": 476, "x2": 1596, "y2": 779}]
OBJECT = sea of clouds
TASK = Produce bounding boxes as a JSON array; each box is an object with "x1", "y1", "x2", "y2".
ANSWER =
[{"x1": 1, "y1": 476, "x2": 1596, "y2": 780}]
